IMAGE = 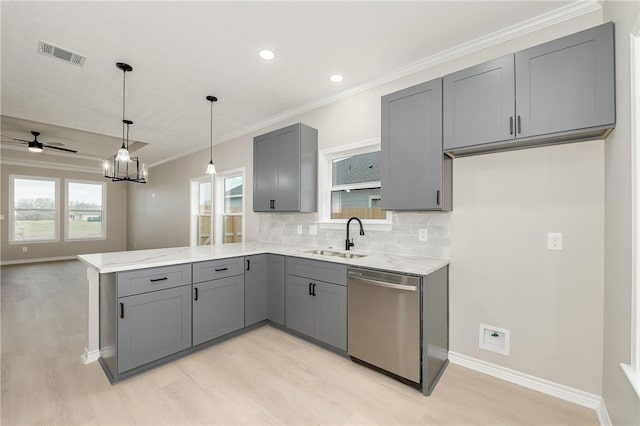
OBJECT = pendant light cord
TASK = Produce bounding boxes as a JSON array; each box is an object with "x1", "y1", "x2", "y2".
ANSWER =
[
  {"x1": 210, "y1": 99, "x2": 213, "y2": 161},
  {"x1": 122, "y1": 68, "x2": 126, "y2": 149}
]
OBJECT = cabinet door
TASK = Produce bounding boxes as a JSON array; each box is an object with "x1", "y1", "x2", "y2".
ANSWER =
[
  {"x1": 313, "y1": 281, "x2": 347, "y2": 351},
  {"x1": 381, "y1": 78, "x2": 444, "y2": 210},
  {"x1": 515, "y1": 22, "x2": 614, "y2": 138},
  {"x1": 275, "y1": 125, "x2": 301, "y2": 211},
  {"x1": 284, "y1": 274, "x2": 314, "y2": 338},
  {"x1": 245, "y1": 255, "x2": 267, "y2": 326},
  {"x1": 193, "y1": 276, "x2": 245, "y2": 346},
  {"x1": 253, "y1": 133, "x2": 278, "y2": 212},
  {"x1": 443, "y1": 55, "x2": 515, "y2": 150},
  {"x1": 117, "y1": 285, "x2": 192, "y2": 373},
  {"x1": 267, "y1": 254, "x2": 285, "y2": 326}
]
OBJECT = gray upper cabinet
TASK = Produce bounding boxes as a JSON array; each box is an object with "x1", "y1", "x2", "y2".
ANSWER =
[
  {"x1": 192, "y1": 275, "x2": 245, "y2": 346},
  {"x1": 253, "y1": 123, "x2": 318, "y2": 212},
  {"x1": 245, "y1": 254, "x2": 267, "y2": 327},
  {"x1": 381, "y1": 78, "x2": 451, "y2": 211},
  {"x1": 443, "y1": 55, "x2": 515, "y2": 150},
  {"x1": 443, "y1": 22, "x2": 615, "y2": 156},
  {"x1": 267, "y1": 254, "x2": 285, "y2": 326},
  {"x1": 117, "y1": 285, "x2": 192, "y2": 373},
  {"x1": 515, "y1": 22, "x2": 615, "y2": 139}
]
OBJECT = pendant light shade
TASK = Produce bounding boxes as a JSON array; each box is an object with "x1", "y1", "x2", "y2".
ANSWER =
[
  {"x1": 104, "y1": 62, "x2": 147, "y2": 184},
  {"x1": 205, "y1": 95, "x2": 218, "y2": 175}
]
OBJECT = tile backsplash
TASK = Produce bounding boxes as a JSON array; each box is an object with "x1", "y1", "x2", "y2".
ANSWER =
[{"x1": 258, "y1": 212, "x2": 451, "y2": 259}]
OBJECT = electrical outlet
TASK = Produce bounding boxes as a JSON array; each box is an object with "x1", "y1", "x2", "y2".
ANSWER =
[
  {"x1": 547, "y1": 232, "x2": 563, "y2": 251},
  {"x1": 479, "y1": 323, "x2": 510, "y2": 356},
  {"x1": 419, "y1": 228, "x2": 428, "y2": 242},
  {"x1": 309, "y1": 224, "x2": 318, "y2": 236},
  {"x1": 297, "y1": 225, "x2": 303, "y2": 235},
  {"x1": 0, "y1": 214, "x2": 4, "y2": 220},
  {"x1": 22, "y1": 247, "x2": 28, "y2": 253}
]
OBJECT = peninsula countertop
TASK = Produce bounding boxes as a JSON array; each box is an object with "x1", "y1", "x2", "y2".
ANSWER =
[{"x1": 78, "y1": 242, "x2": 449, "y2": 276}]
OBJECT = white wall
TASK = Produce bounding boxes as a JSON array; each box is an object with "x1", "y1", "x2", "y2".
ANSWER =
[
  {"x1": 127, "y1": 10, "x2": 606, "y2": 394},
  {"x1": 602, "y1": 1, "x2": 640, "y2": 424}
]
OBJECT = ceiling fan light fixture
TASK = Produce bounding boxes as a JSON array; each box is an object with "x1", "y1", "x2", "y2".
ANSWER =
[
  {"x1": 27, "y1": 142, "x2": 43, "y2": 153},
  {"x1": 258, "y1": 49, "x2": 275, "y2": 61}
]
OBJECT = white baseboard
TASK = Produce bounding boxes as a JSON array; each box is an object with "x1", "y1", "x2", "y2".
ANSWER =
[
  {"x1": 82, "y1": 347, "x2": 100, "y2": 364},
  {"x1": 1, "y1": 256, "x2": 77, "y2": 266},
  {"x1": 448, "y1": 351, "x2": 610, "y2": 425}
]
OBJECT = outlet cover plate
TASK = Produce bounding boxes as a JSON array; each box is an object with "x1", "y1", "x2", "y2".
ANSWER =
[
  {"x1": 547, "y1": 232, "x2": 563, "y2": 251},
  {"x1": 419, "y1": 228, "x2": 428, "y2": 242},
  {"x1": 479, "y1": 323, "x2": 510, "y2": 356}
]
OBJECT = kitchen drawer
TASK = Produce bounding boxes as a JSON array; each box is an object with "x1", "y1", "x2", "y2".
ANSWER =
[
  {"x1": 286, "y1": 257, "x2": 347, "y2": 286},
  {"x1": 117, "y1": 264, "x2": 192, "y2": 297},
  {"x1": 193, "y1": 257, "x2": 245, "y2": 283}
]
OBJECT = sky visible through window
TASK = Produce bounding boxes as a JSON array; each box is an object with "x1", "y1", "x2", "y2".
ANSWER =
[{"x1": 14, "y1": 179, "x2": 55, "y2": 204}]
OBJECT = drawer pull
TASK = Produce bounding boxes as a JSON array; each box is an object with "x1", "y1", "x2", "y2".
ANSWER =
[
  {"x1": 194, "y1": 287, "x2": 199, "y2": 301},
  {"x1": 246, "y1": 259, "x2": 250, "y2": 271},
  {"x1": 120, "y1": 303, "x2": 124, "y2": 319},
  {"x1": 215, "y1": 267, "x2": 228, "y2": 272},
  {"x1": 311, "y1": 283, "x2": 316, "y2": 297},
  {"x1": 308, "y1": 282, "x2": 313, "y2": 296},
  {"x1": 149, "y1": 277, "x2": 168, "y2": 282}
]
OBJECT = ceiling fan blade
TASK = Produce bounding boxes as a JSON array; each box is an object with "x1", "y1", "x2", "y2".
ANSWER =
[
  {"x1": 2, "y1": 136, "x2": 30, "y2": 143},
  {"x1": 43, "y1": 144, "x2": 78, "y2": 153},
  {"x1": 43, "y1": 141, "x2": 66, "y2": 146},
  {"x1": 1, "y1": 139, "x2": 27, "y2": 145}
]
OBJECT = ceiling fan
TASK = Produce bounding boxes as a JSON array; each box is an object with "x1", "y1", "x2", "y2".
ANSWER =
[{"x1": 1, "y1": 131, "x2": 78, "y2": 153}]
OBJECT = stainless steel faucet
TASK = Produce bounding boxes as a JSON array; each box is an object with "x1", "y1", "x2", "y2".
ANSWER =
[{"x1": 345, "y1": 217, "x2": 365, "y2": 251}]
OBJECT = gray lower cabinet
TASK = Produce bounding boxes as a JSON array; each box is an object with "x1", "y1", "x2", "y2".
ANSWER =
[
  {"x1": 193, "y1": 275, "x2": 245, "y2": 346},
  {"x1": 267, "y1": 254, "x2": 285, "y2": 325},
  {"x1": 443, "y1": 22, "x2": 615, "y2": 156},
  {"x1": 245, "y1": 254, "x2": 267, "y2": 326},
  {"x1": 117, "y1": 284, "x2": 192, "y2": 373},
  {"x1": 253, "y1": 123, "x2": 318, "y2": 212},
  {"x1": 381, "y1": 78, "x2": 451, "y2": 211},
  {"x1": 285, "y1": 257, "x2": 347, "y2": 351}
]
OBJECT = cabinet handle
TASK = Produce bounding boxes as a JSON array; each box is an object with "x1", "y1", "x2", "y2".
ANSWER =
[
  {"x1": 246, "y1": 259, "x2": 250, "y2": 271},
  {"x1": 517, "y1": 115, "x2": 522, "y2": 134},
  {"x1": 312, "y1": 283, "x2": 316, "y2": 296},
  {"x1": 120, "y1": 303, "x2": 124, "y2": 319},
  {"x1": 308, "y1": 282, "x2": 313, "y2": 296},
  {"x1": 194, "y1": 287, "x2": 199, "y2": 301},
  {"x1": 436, "y1": 190, "x2": 441, "y2": 206},
  {"x1": 509, "y1": 116, "x2": 514, "y2": 135},
  {"x1": 214, "y1": 267, "x2": 228, "y2": 272},
  {"x1": 270, "y1": 200, "x2": 275, "y2": 209},
  {"x1": 150, "y1": 277, "x2": 168, "y2": 282}
]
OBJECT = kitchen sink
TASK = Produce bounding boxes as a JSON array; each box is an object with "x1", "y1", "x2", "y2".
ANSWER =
[{"x1": 306, "y1": 249, "x2": 367, "y2": 259}]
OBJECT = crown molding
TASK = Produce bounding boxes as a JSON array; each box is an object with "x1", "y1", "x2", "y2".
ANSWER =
[
  {"x1": 0, "y1": 158, "x2": 102, "y2": 174},
  {"x1": 149, "y1": 0, "x2": 601, "y2": 169}
]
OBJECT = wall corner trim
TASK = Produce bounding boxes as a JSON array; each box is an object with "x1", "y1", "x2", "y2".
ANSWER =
[
  {"x1": 82, "y1": 347, "x2": 100, "y2": 364},
  {"x1": 448, "y1": 351, "x2": 609, "y2": 425}
]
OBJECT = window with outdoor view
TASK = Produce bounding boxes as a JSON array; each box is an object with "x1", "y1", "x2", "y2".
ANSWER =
[
  {"x1": 10, "y1": 176, "x2": 59, "y2": 242},
  {"x1": 223, "y1": 175, "x2": 243, "y2": 244},
  {"x1": 330, "y1": 151, "x2": 386, "y2": 220},
  {"x1": 66, "y1": 181, "x2": 106, "y2": 240}
]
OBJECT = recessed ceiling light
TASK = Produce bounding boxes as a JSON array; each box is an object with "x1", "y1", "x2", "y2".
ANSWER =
[
  {"x1": 330, "y1": 74, "x2": 344, "y2": 83},
  {"x1": 258, "y1": 49, "x2": 275, "y2": 61}
]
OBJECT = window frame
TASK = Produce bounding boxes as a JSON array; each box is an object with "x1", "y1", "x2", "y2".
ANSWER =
[
  {"x1": 8, "y1": 174, "x2": 61, "y2": 244},
  {"x1": 318, "y1": 138, "x2": 392, "y2": 230},
  {"x1": 623, "y1": 18, "x2": 640, "y2": 399},
  {"x1": 190, "y1": 175, "x2": 214, "y2": 246},
  {"x1": 214, "y1": 167, "x2": 245, "y2": 245},
  {"x1": 64, "y1": 179, "x2": 107, "y2": 241}
]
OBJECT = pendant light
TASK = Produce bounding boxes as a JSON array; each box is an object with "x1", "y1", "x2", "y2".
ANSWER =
[
  {"x1": 205, "y1": 95, "x2": 217, "y2": 175},
  {"x1": 104, "y1": 62, "x2": 147, "y2": 183}
]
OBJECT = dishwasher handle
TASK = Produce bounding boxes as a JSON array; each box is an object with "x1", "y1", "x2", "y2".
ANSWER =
[{"x1": 348, "y1": 274, "x2": 417, "y2": 292}]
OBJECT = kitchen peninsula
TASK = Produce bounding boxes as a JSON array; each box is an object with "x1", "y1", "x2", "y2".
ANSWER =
[{"x1": 78, "y1": 242, "x2": 449, "y2": 394}]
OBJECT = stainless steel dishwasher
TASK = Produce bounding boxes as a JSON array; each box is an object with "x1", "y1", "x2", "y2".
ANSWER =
[{"x1": 347, "y1": 267, "x2": 421, "y2": 384}]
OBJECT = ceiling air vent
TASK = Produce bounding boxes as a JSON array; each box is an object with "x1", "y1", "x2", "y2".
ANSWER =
[{"x1": 38, "y1": 41, "x2": 86, "y2": 67}]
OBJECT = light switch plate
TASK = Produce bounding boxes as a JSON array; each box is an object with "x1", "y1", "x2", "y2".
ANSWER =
[
  {"x1": 419, "y1": 228, "x2": 428, "y2": 242},
  {"x1": 297, "y1": 225, "x2": 303, "y2": 235}
]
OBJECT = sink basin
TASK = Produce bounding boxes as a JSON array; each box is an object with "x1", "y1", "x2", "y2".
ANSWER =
[{"x1": 306, "y1": 249, "x2": 367, "y2": 259}]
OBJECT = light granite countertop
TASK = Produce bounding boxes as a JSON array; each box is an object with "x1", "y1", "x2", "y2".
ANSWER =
[{"x1": 78, "y1": 241, "x2": 449, "y2": 276}]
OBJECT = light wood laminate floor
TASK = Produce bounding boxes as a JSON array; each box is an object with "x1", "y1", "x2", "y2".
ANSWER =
[{"x1": 1, "y1": 260, "x2": 598, "y2": 425}]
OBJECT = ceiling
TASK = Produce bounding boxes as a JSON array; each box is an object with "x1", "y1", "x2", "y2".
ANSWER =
[{"x1": 1, "y1": 1, "x2": 585, "y2": 167}]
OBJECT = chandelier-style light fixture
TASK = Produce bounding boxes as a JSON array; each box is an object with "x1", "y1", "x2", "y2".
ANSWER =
[
  {"x1": 103, "y1": 62, "x2": 147, "y2": 183},
  {"x1": 205, "y1": 95, "x2": 217, "y2": 175}
]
